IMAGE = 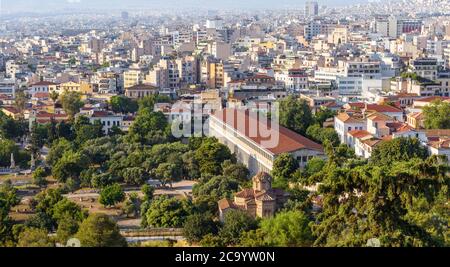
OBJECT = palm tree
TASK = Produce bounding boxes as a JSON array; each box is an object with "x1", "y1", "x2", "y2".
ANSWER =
[
  {"x1": 14, "y1": 90, "x2": 27, "y2": 119},
  {"x1": 49, "y1": 91, "x2": 59, "y2": 104}
]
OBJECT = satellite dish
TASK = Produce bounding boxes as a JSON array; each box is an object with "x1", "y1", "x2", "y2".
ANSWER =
[{"x1": 66, "y1": 238, "x2": 81, "y2": 247}]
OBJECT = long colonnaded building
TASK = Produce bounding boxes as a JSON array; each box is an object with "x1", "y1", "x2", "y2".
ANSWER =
[{"x1": 209, "y1": 108, "x2": 325, "y2": 175}]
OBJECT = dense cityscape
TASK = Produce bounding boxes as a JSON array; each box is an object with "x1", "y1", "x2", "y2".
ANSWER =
[{"x1": 0, "y1": 0, "x2": 449, "y2": 249}]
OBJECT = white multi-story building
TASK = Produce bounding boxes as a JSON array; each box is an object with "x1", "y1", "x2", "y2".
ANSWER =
[
  {"x1": 28, "y1": 81, "x2": 58, "y2": 96},
  {"x1": 274, "y1": 69, "x2": 308, "y2": 91},
  {"x1": 85, "y1": 111, "x2": 123, "y2": 135},
  {"x1": 0, "y1": 78, "x2": 16, "y2": 97},
  {"x1": 334, "y1": 112, "x2": 366, "y2": 144},
  {"x1": 411, "y1": 58, "x2": 438, "y2": 81}
]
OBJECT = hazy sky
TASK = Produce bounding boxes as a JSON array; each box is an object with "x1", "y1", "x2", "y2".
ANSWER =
[{"x1": 1, "y1": 0, "x2": 370, "y2": 13}]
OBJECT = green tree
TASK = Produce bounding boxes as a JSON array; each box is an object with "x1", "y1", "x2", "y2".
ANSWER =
[
  {"x1": 122, "y1": 193, "x2": 141, "y2": 218},
  {"x1": 17, "y1": 227, "x2": 54, "y2": 247},
  {"x1": 370, "y1": 137, "x2": 428, "y2": 166},
  {"x1": 192, "y1": 175, "x2": 240, "y2": 202},
  {"x1": 423, "y1": 100, "x2": 450, "y2": 129},
  {"x1": 110, "y1": 95, "x2": 138, "y2": 114},
  {"x1": 56, "y1": 216, "x2": 81, "y2": 245},
  {"x1": 128, "y1": 108, "x2": 169, "y2": 144},
  {"x1": 75, "y1": 213, "x2": 127, "y2": 247},
  {"x1": 219, "y1": 209, "x2": 258, "y2": 246},
  {"x1": 99, "y1": 183, "x2": 125, "y2": 207},
  {"x1": 0, "y1": 111, "x2": 27, "y2": 139},
  {"x1": 47, "y1": 138, "x2": 73, "y2": 166},
  {"x1": 303, "y1": 157, "x2": 326, "y2": 178},
  {"x1": 52, "y1": 151, "x2": 90, "y2": 184},
  {"x1": 138, "y1": 94, "x2": 171, "y2": 110},
  {"x1": 271, "y1": 153, "x2": 298, "y2": 188},
  {"x1": 55, "y1": 121, "x2": 74, "y2": 140},
  {"x1": 141, "y1": 184, "x2": 155, "y2": 202},
  {"x1": 145, "y1": 195, "x2": 192, "y2": 228},
  {"x1": 282, "y1": 186, "x2": 312, "y2": 213},
  {"x1": 239, "y1": 229, "x2": 269, "y2": 247},
  {"x1": 28, "y1": 189, "x2": 65, "y2": 231},
  {"x1": 30, "y1": 122, "x2": 48, "y2": 156},
  {"x1": 314, "y1": 107, "x2": 336, "y2": 126},
  {"x1": 73, "y1": 116, "x2": 104, "y2": 145},
  {"x1": 181, "y1": 151, "x2": 201, "y2": 180},
  {"x1": 32, "y1": 166, "x2": 47, "y2": 187},
  {"x1": 260, "y1": 210, "x2": 313, "y2": 247},
  {"x1": 200, "y1": 233, "x2": 225, "y2": 247},
  {"x1": 0, "y1": 139, "x2": 30, "y2": 168},
  {"x1": 0, "y1": 181, "x2": 20, "y2": 245},
  {"x1": 49, "y1": 91, "x2": 59, "y2": 103},
  {"x1": 279, "y1": 96, "x2": 313, "y2": 135},
  {"x1": 313, "y1": 157, "x2": 449, "y2": 247},
  {"x1": 52, "y1": 198, "x2": 86, "y2": 244},
  {"x1": 122, "y1": 167, "x2": 148, "y2": 186},
  {"x1": 14, "y1": 90, "x2": 27, "y2": 117},
  {"x1": 194, "y1": 138, "x2": 233, "y2": 175},
  {"x1": 306, "y1": 124, "x2": 339, "y2": 146},
  {"x1": 154, "y1": 162, "x2": 182, "y2": 188},
  {"x1": 183, "y1": 212, "x2": 218, "y2": 244},
  {"x1": 60, "y1": 91, "x2": 84, "y2": 119},
  {"x1": 222, "y1": 160, "x2": 250, "y2": 182}
]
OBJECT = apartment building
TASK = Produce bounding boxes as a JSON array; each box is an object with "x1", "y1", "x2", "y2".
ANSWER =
[
  {"x1": 274, "y1": 69, "x2": 308, "y2": 91},
  {"x1": 124, "y1": 84, "x2": 159, "y2": 99},
  {"x1": 201, "y1": 57, "x2": 225, "y2": 89},
  {"x1": 411, "y1": 58, "x2": 439, "y2": 81},
  {"x1": 29, "y1": 81, "x2": 58, "y2": 96},
  {"x1": 334, "y1": 112, "x2": 366, "y2": 144},
  {"x1": 59, "y1": 81, "x2": 93, "y2": 94},
  {"x1": 123, "y1": 66, "x2": 146, "y2": 89},
  {"x1": 0, "y1": 78, "x2": 16, "y2": 97},
  {"x1": 146, "y1": 56, "x2": 198, "y2": 89}
]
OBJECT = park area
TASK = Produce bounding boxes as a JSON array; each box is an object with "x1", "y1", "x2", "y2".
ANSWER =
[{"x1": 2, "y1": 173, "x2": 196, "y2": 232}]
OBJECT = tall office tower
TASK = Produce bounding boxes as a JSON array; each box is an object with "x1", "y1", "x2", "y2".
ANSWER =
[
  {"x1": 305, "y1": 1, "x2": 319, "y2": 18},
  {"x1": 121, "y1": 11, "x2": 129, "y2": 20}
]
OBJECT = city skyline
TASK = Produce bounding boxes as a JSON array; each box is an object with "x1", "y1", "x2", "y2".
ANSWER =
[{"x1": 0, "y1": 0, "x2": 448, "y2": 251}]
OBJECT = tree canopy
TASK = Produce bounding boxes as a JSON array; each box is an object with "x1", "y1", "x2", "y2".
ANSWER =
[
  {"x1": 110, "y1": 95, "x2": 138, "y2": 114},
  {"x1": 60, "y1": 91, "x2": 84, "y2": 119},
  {"x1": 423, "y1": 100, "x2": 450, "y2": 129},
  {"x1": 278, "y1": 96, "x2": 313, "y2": 135},
  {"x1": 75, "y1": 213, "x2": 127, "y2": 247}
]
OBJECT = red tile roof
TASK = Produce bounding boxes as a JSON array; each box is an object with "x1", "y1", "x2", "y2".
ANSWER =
[
  {"x1": 1, "y1": 106, "x2": 20, "y2": 114},
  {"x1": 346, "y1": 102, "x2": 403, "y2": 113},
  {"x1": 365, "y1": 104, "x2": 402, "y2": 113},
  {"x1": 33, "y1": 92, "x2": 50, "y2": 98},
  {"x1": 212, "y1": 108, "x2": 323, "y2": 155},
  {"x1": 335, "y1": 112, "x2": 364, "y2": 123},
  {"x1": 31, "y1": 81, "x2": 58, "y2": 86},
  {"x1": 91, "y1": 111, "x2": 109, "y2": 117},
  {"x1": 347, "y1": 129, "x2": 372, "y2": 139},
  {"x1": 218, "y1": 198, "x2": 235, "y2": 210}
]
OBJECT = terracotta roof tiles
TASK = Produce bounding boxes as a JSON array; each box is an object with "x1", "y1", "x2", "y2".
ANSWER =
[{"x1": 212, "y1": 108, "x2": 323, "y2": 155}]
